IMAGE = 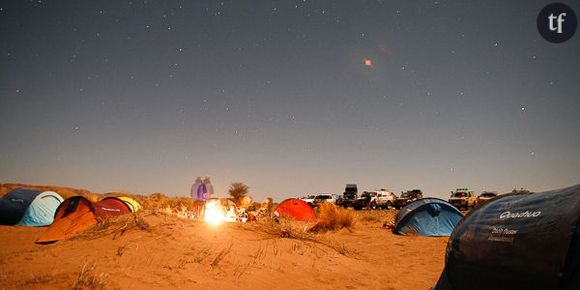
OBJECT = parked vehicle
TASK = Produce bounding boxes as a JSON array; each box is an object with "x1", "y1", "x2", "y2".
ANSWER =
[
  {"x1": 343, "y1": 184, "x2": 357, "y2": 199},
  {"x1": 448, "y1": 188, "x2": 477, "y2": 210},
  {"x1": 299, "y1": 195, "x2": 316, "y2": 206},
  {"x1": 336, "y1": 184, "x2": 367, "y2": 210},
  {"x1": 394, "y1": 189, "x2": 424, "y2": 209},
  {"x1": 368, "y1": 189, "x2": 397, "y2": 209},
  {"x1": 313, "y1": 193, "x2": 339, "y2": 207},
  {"x1": 476, "y1": 191, "x2": 498, "y2": 206}
]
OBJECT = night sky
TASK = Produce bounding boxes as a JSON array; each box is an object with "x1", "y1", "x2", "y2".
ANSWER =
[{"x1": 1, "y1": 0, "x2": 579, "y2": 200}]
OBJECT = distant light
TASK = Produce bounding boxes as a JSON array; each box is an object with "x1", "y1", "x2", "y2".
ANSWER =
[{"x1": 364, "y1": 58, "x2": 373, "y2": 68}]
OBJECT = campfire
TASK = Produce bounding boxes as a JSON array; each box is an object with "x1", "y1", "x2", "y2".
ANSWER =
[{"x1": 203, "y1": 198, "x2": 243, "y2": 225}]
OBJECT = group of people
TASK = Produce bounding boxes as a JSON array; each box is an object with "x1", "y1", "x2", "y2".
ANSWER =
[
  {"x1": 190, "y1": 176, "x2": 214, "y2": 200},
  {"x1": 190, "y1": 176, "x2": 273, "y2": 222}
]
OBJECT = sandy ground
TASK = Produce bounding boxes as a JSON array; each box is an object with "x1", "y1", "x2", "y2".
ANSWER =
[{"x1": 0, "y1": 209, "x2": 447, "y2": 290}]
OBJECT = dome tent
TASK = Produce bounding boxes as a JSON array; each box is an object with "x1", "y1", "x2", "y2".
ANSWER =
[
  {"x1": 394, "y1": 198, "x2": 463, "y2": 236},
  {"x1": 0, "y1": 189, "x2": 41, "y2": 225},
  {"x1": 36, "y1": 196, "x2": 98, "y2": 243},
  {"x1": 117, "y1": 196, "x2": 142, "y2": 212},
  {"x1": 37, "y1": 196, "x2": 133, "y2": 243},
  {"x1": 16, "y1": 191, "x2": 64, "y2": 226},
  {"x1": 0, "y1": 188, "x2": 63, "y2": 226},
  {"x1": 434, "y1": 184, "x2": 580, "y2": 290},
  {"x1": 274, "y1": 198, "x2": 316, "y2": 222},
  {"x1": 93, "y1": 197, "x2": 131, "y2": 217}
]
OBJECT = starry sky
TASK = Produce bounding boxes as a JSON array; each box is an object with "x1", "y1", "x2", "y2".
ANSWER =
[{"x1": 1, "y1": 0, "x2": 579, "y2": 200}]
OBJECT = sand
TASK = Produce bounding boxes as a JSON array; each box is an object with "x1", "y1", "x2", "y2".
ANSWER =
[{"x1": 0, "y1": 209, "x2": 447, "y2": 290}]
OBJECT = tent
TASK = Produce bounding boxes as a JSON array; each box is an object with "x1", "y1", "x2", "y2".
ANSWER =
[
  {"x1": 0, "y1": 189, "x2": 42, "y2": 225},
  {"x1": 117, "y1": 196, "x2": 142, "y2": 212},
  {"x1": 434, "y1": 184, "x2": 580, "y2": 290},
  {"x1": 274, "y1": 199, "x2": 316, "y2": 222},
  {"x1": 93, "y1": 197, "x2": 131, "y2": 217},
  {"x1": 36, "y1": 196, "x2": 98, "y2": 243},
  {"x1": 36, "y1": 196, "x2": 133, "y2": 243},
  {"x1": 0, "y1": 189, "x2": 64, "y2": 226},
  {"x1": 393, "y1": 198, "x2": 463, "y2": 236},
  {"x1": 16, "y1": 191, "x2": 64, "y2": 226}
]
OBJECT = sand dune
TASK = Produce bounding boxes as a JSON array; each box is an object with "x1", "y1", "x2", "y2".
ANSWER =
[
  {"x1": 0, "y1": 184, "x2": 447, "y2": 289},
  {"x1": 0, "y1": 210, "x2": 446, "y2": 289}
]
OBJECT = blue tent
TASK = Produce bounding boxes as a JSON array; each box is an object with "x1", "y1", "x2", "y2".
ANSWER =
[
  {"x1": 0, "y1": 189, "x2": 41, "y2": 225},
  {"x1": 394, "y1": 198, "x2": 463, "y2": 236},
  {"x1": 16, "y1": 191, "x2": 64, "y2": 226},
  {"x1": 0, "y1": 189, "x2": 64, "y2": 226}
]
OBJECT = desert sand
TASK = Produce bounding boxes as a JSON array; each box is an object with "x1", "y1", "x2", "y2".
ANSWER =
[{"x1": 0, "y1": 184, "x2": 447, "y2": 290}]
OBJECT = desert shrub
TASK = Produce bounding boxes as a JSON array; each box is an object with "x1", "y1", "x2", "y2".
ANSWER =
[
  {"x1": 309, "y1": 202, "x2": 354, "y2": 233},
  {"x1": 134, "y1": 193, "x2": 203, "y2": 213},
  {"x1": 72, "y1": 261, "x2": 107, "y2": 290},
  {"x1": 243, "y1": 220, "x2": 358, "y2": 257},
  {"x1": 73, "y1": 213, "x2": 151, "y2": 241}
]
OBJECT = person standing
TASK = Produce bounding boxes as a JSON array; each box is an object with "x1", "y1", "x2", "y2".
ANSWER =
[
  {"x1": 191, "y1": 177, "x2": 203, "y2": 200},
  {"x1": 203, "y1": 176, "x2": 214, "y2": 200}
]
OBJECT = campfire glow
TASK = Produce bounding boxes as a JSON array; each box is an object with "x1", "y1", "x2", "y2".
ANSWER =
[{"x1": 204, "y1": 199, "x2": 225, "y2": 225}]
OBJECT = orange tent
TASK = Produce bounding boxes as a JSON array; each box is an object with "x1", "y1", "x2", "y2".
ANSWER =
[
  {"x1": 36, "y1": 196, "x2": 98, "y2": 243},
  {"x1": 36, "y1": 196, "x2": 133, "y2": 243},
  {"x1": 274, "y1": 198, "x2": 316, "y2": 222}
]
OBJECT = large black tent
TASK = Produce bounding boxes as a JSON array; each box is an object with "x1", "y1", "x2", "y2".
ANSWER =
[{"x1": 434, "y1": 184, "x2": 580, "y2": 290}]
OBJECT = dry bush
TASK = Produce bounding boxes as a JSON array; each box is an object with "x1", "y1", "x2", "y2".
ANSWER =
[
  {"x1": 309, "y1": 203, "x2": 354, "y2": 233},
  {"x1": 244, "y1": 221, "x2": 358, "y2": 258},
  {"x1": 354, "y1": 209, "x2": 398, "y2": 226},
  {"x1": 73, "y1": 213, "x2": 151, "y2": 241},
  {"x1": 72, "y1": 261, "x2": 107, "y2": 290},
  {"x1": 136, "y1": 192, "x2": 203, "y2": 215}
]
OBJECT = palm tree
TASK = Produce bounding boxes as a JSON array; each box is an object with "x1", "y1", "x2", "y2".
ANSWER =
[{"x1": 228, "y1": 182, "x2": 249, "y2": 205}]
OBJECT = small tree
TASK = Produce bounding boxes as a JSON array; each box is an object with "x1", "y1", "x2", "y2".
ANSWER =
[{"x1": 228, "y1": 182, "x2": 249, "y2": 205}]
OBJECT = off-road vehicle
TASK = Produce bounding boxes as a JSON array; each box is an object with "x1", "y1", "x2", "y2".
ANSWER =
[
  {"x1": 394, "y1": 189, "x2": 423, "y2": 209},
  {"x1": 448, "y1": 188, "x2": 476, "y2": 210}
]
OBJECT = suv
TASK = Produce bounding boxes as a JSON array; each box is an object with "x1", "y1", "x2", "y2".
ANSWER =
[
  {"x1": 448, "y1": 188, "x2": 476, "y2": 210},
  {"x1": 336, "y1": 184, "x2": 367, "y2": 210},
  {"x1": 313, "y1": 193, "x2": 339, "y2": 207},
  {"x1": 394, "y1": 189, "x2": 423, "y2": 209},
  {"x1": 343, "y1": 184, "x2": 357, "y2": 199},
  {"x1": 368, "y1": 189, "x2": 397, "y2": 209}
]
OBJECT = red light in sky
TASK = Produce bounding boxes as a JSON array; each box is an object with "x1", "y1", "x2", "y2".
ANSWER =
[{"x1": 364, "y1": 58, "x2": 373, "y2": 67}]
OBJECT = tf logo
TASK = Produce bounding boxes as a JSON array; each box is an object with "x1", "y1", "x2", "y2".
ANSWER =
[{"x1": 537, "y1": 3, "x2": 577, "y2": 43}]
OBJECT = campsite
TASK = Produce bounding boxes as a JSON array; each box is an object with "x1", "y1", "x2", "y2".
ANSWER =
[
  {"x1": 1, "y1": 183, "x2": 579, "y2": 289},
  {"x1": 0, "y1": 183, "x2": 447, "y2": 289}
]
